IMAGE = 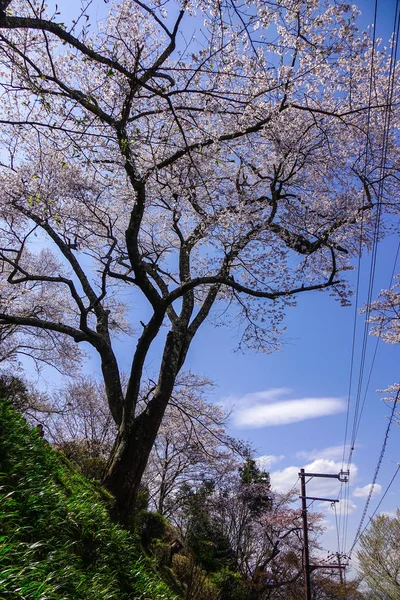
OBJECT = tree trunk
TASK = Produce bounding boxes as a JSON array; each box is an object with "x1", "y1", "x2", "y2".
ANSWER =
[
  {"x1": 103, "y1": 377, "x2": 179, "y2": 521},
  {"x1": 103, "y1": 405, "x2": 165, "y2": 522},
  {"x1": 103, "y1": 327, "x2": 189, "y2": 522}
]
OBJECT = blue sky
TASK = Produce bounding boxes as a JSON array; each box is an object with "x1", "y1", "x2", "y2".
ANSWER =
[
  {"x1": 185, "y1": 0, "x2": 400, "y2": 566},
  {"x1": 33, "y1": 0, "x2": 400, "y2": 571}
]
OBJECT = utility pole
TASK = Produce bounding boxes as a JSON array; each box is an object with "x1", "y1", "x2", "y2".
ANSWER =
[
  {"x1": 299, "y1": 468, "x2": 349, "y2": 600},
  {"x1": 337, "y1": 552, "x2": 343, "y2": 585},
  {"x1": 300, "y1": 468, "x2": 312, "y2": 600}
]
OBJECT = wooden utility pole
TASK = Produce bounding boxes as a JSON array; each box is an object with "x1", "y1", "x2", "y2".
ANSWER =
[
  {"x1": 299, "y1": 468, "x2": 349, "y2": 600},
  {"x1": 300, "y1": 468, "x2": 312, "y2": 600},
  {"x1": 337, "y1": 552, "x2": 344, "y2": 585}
]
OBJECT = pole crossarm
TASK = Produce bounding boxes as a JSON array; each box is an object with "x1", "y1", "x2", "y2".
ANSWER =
[
  {"x1": 300, "y1": 470, "x2": 349, "y2": 482},
  {"x1": 310, "y1": 565, "x2": 346, "y2": 571},
  {"x1": 300, "y1": 496, "x2": 339, "y2": 503}
]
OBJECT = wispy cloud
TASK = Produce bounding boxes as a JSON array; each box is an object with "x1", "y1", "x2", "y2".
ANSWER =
[
  {"x1": 223, "y1": 388, "x2": 345, "y2": 428},
  {"x1": 353, "y1": 483, "x2": 382, "y2": 498},
  {"x1": 221, "y1": 388, "x2": 290, "y2": 410},
  {"x1": 296, "y1": 445, "x2": 352, "y2": 462}
]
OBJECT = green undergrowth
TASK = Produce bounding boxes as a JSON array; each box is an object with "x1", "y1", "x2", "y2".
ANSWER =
[{"x1": 0, "y1": 399, "x2": 178, "y2": 600}]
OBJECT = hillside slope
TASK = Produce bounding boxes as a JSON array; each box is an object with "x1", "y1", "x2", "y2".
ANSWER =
[{"x1": 0, "y1": 399, "x2": 177, "y2": 600}]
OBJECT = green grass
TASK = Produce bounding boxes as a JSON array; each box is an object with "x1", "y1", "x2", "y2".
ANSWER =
[{"x1": 0, "y1": 400, "x2": 178, "y2": 600}]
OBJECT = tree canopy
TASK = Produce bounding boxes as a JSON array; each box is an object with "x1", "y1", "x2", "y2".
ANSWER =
[{"x1": 0, "y1": 0, "x2": 399, "y2": 517}]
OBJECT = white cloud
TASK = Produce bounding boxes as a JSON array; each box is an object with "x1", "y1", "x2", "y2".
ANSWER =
[
  {"x1": 270, "y1": 466, "x2": 300, "y2": 493},
  {"x1": 319, "y1": 518, "x2": 336, "y2": 532},
  {"x1": 221, "y1": 387, "x2": 290, "y2": 410},
  {"x1": 296, "y1": 445, "x2": 351, "y2": 462},
  {"x1": 256, "y1": 454, "x2": 285, "y2": 470},
  {"x1": 353, "y1": 483, "x2": 382, "y2": 498},
  {"x1": 225, "y1": 388, "x2": 345, "y2": 428},
  {"x1": 335, "y1": 498, "x2": 357, "y2": 516}
]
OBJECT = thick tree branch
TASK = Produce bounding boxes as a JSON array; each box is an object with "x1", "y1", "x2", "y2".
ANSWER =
[
  {"x1": 167, "y1": 268, "x2": 339, "y2": 306},
  {"x1": 0, "y1": 13, "x2": 136, "y2": 79},
  {"x1": 0, "y1": 312, "x2": 90, "y2": 343}
]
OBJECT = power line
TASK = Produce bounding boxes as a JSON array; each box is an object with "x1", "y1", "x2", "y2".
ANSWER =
[
  {"x1": 341, "y1": 0, "x2": 400, "y2": 555},
  {"x1": 353, "y1": 237, "x2": 400, "y2": 443},
  {"x1": 339, "y1": 0, "x2": 378, "y2": 551},
  {"x1": 357, "y1": 462, "x2": 400, "y2": 544},
  {"x1": 339, "y1": 0, "x2": 380, "y2": 555},
  {"x1": 341, "y1": 0, "x2": 379, "y2": 474},
  {"x1": 347, "y1": 0, "x2": 400, "y2": 471},
  {"x1": 348, "y1": 389, "x2": 400, "y2": 556}
]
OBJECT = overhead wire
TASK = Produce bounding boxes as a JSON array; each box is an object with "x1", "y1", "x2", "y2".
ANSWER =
[
  {"x1": 347, "y1": 0, "x2": 400, "y2": 473},
  {"x1": 340, "y1": 0, "x2": 400, "y2": 558},
  {"x1": 340, "y1": 0, "x2": 378, "y2": 475},
  {"x1": 339, "y1": 0, "x2": 379, "y2": 556},
  {"x1": 348, "y1": 389, "x2": 400, "y2": 556},
  {"x1": 333, "y1": 502, "x2": 341, "y2": 556},
  {"x1": 353, "y1": 237, "x2": 400, "y2": 444},
  {"x1": 357, "y1": 462, "x2": 400, "y2": 542}
]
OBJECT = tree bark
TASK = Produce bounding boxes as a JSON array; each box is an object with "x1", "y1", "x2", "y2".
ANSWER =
[
  {"x1": 103, "y1": 327, "x2": 188, "y2": 522},
  {"x1": 103, "y1": 410, "x2": 160, "y2": 522}
]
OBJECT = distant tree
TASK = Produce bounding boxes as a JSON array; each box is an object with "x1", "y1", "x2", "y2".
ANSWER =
[
  {"x1": 357, "y1": 511, "x2": 400, "y2": 599},
  {"x1": 43, "y1": 375, "x2": 116, "y2": 460},
  {"x1": 178, "y1": 458, "x2": 321, "y2": 597},
  {"x1": 142, "y1": 374, "x2": 245, "y2": 516},
  {"x1": 276, "y1": 571, "x2": 364, "y2": 600},
  {"x1": 0, "y1": 0, "x2": 399, "y2": 519},
  {"x1": 184, "y1": 481, "x2": 236, "y2": 574},
  {"x1": 309, "y1": 573, "x2": 364, "y2": 600},
  {"x1": 37, "y1": 375, "x2": 117, "y2": 478},
  {"x1": 0, "y1": 372, "x2": 50, "y2": 418}
]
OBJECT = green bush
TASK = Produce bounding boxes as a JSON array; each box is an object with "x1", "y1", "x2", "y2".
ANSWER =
[
  {"x1": 56, "y1": 440, "x2": 108, "y2": 480},
  {"x1": 138, "y1": 511, "x2": 168, "y2": 548},
  {"x1": 0, "y1": 399, "x2": 177, "y2": 600},
  {"x1": 172, "y1": 554, "x2": 220, "y2": 600},
  {"x1": 154, "y1": 540, "x2": 173, "y2": 566},
  {"x1": 186, "y1": 512, "x2": 234, "y2": 573},
  {"x1": 211, "y1": 568, "x2": 250, "y2": 600}
]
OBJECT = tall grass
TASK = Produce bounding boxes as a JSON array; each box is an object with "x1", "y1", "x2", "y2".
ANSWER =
[{"x1": 0, "y1": 400, "x2": 177, "y2": 600}]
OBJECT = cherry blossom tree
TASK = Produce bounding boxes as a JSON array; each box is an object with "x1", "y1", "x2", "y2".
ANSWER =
[
  {"x1": 362, "y1": 275, "x2": 400, "y2": 409},
  {"x1": 142, "y1": 374, "x2": 244, "y2": 517},
  {"x1": 364, "y1": 275, "x2": 400, "y2": 345},
  {"x1": 0, "y1": 0, "x2": 399, "y2": 519}
]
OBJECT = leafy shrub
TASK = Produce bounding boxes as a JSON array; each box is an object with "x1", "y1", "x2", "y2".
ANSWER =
[
  {"x1": 211, "y1": 568, "x2": 250, "y2": 600},
  {"x1": 186, "y1": 511, "x2": 234, "y2": 573},
  {"x1": 172, "y1": 554, "x2": 220, "y2": 600},
  {"x1": 138, "y1": 511, "x2": 168, "y2": 548},
  {"x1": 56, "y1": 440, "x2": 108, "y2": 480},
  {"x1": 154, "y1": 540, "x2": 173, "y2": 566}
]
